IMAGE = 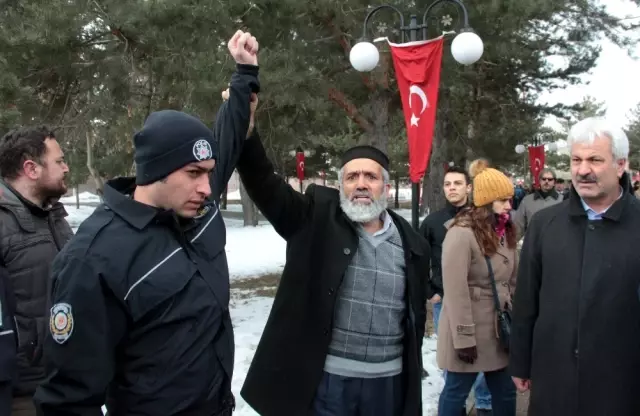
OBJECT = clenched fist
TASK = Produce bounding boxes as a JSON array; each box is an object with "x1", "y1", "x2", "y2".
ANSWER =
[{"x1": 228, "y1": 30, "x2": 259, "y2": 66}]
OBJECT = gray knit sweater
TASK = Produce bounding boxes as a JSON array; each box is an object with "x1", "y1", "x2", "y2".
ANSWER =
[{"x1": 324, "y1": 214, "x2": 407, "y2": 378}]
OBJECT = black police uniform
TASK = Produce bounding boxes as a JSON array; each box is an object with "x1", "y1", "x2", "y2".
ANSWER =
[{"x1": 33, "y1": 64, "x2": 259, "y2": 416}]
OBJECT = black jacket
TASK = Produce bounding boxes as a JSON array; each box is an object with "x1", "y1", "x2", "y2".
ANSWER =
[
  {"x1": 419, "y1": 202, "x2": 465, "y2": 298},
  {"x1": 34, "y1": 64, "x2": 259, "y2": 416},
  {"x1": 510, "y1": 173, "x2": 640, "y2": 415},
  {"x1": 237, "y1": 134, "x2": 430, "y2": 416},
  {"x1": 0, "y1": 182, "x2": 73, "y2": 396},
  {"x1": 0, "y1": 264, "x2": 17, "y2": 381},
  {"x1": 0, "y1": 265, "x2": 17, "y2": 416}
]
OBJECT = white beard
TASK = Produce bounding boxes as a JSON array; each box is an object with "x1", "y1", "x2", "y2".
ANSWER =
[{"x1": 340, "y1": 187, "x2": 388, "y2": 223}]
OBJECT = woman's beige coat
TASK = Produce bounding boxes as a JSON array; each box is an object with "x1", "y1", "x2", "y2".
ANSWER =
[{"x1": 436, "y1": 221, "x2": 517, "y2": 372}]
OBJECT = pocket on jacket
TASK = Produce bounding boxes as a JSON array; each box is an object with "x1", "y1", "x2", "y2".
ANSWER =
[
  {"x1": 14, "y1": 317, "x2": 45, "y2": 365},
  {"x1": 31, "y1": 317, "x2": 47, "y2": 365}
]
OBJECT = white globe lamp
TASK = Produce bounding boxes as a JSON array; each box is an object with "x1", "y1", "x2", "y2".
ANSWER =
[
  {"x1": 349, "y1": 41, "x2": 380, "y2": 72},
  {"x1": 546, "y1": 142, "x2": 558, "y2": 152},
  {"x1": 515, "y1": 144, "x2": 526, "y2": 154},
  {"x1": 451, "y1": 31, "x2": 484, "y2": 65}
]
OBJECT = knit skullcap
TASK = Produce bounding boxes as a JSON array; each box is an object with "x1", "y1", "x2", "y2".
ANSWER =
[
  {"x1": 133, "y1": 110, "x2": 217, "y2": 185},
  {"x1": 468, "y1": 158, "x2": 514, "y2": 207}
]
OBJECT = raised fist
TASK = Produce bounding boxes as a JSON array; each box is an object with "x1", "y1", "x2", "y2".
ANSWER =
[{"x1": 228, "y1": 30, "x2": 259, "y2": 66}]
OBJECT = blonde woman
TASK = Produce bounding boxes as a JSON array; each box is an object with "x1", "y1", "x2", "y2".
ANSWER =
[{"x1": 437, "y1": 159, "x2": 517, "y2": 416}]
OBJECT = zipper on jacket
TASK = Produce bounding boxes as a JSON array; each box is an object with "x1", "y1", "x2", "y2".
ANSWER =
[{"x1": 47, "y1": 215, "x2": 65, "y2": 251}]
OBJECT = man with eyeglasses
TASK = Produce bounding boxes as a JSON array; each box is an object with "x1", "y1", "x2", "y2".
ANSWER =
[{"x1": 513, "y1": 169, "x2": 563, "y2": 239}]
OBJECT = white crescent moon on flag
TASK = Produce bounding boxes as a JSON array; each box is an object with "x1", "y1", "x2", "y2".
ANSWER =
[
  {"x1": 299, "y1": 161, "x2": 305, "y2": 170},
  {"x1": 534, "y1": 158, "x2": 541, "y2": 170},
  {"x1": 409, "y1": 85, "x2": 428, "y2": 114}
]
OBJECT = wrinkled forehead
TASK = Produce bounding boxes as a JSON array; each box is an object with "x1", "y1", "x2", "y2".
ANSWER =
[{"x1": 342, "y1": 158, "x2": 383, "y2": 176}]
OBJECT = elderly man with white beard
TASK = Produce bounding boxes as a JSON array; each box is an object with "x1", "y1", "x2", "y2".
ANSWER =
[{"x1": 234, "y1": 126, "x2": 430, "y2": 415}]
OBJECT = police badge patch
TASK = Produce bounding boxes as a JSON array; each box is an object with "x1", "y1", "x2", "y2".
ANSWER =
[
  {"x1": 50, "y1": 303, "x2": 74, "y2": 344},
  {"x1": 193, "y1": 204, "x2": 211, "y2": 219}
]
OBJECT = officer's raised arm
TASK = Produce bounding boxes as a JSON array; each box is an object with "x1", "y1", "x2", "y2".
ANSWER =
[
  {"x1": 34, "y1": 253, "x2": 127, "y2": 416},
  {"x1": 210, "y1": 30, "x2": 260, "y2": 200}
]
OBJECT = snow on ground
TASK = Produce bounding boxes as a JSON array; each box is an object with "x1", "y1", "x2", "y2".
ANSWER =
[{"x1": 65, "y1": 193, "x2": 441, "y2": 415}]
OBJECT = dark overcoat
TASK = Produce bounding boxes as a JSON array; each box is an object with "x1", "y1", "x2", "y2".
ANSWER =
[
  {"x1": 237, "y1": 134, "x2": 430, "y2": 416},
  {"x1": 510, "y1": 174, "x2": 640, "y2": 415}
]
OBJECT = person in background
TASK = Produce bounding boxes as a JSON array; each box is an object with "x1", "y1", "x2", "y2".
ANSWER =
[
  {"x1": 437, "y1": 159, "x2": 518, "y2": 416},
  {"x1": 513, "y1": 169, "x2": 563, "y2": 239},
  {"x1": 0, "y1": 126, "x2": 73, "y2": 416},
  {"x1": 512, "y1": 181, "x2": 526, "y2": 211},
  {"x1": 420, "y1": 167, "x2": 493, "y2": 415},
  {"x1": 555, "y1": 178, "x2": 570, "y2": 200},
  {"x1": 510, "y1": 117, "x2": 640, "y2": 415}
]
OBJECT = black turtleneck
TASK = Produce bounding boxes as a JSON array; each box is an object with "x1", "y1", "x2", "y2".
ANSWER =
[{"x1": 534, "y1": 188, "x2": 559, "y2": 201}]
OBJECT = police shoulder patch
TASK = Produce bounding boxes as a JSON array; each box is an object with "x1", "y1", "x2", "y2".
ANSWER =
[{"x1": 50, "y1": 303, "x2": 74, "y2": 344}]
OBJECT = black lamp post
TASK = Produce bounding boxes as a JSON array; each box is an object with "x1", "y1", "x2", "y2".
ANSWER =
[{"x1": 349, "y1": 0, "x2": 484, "y2": 230}]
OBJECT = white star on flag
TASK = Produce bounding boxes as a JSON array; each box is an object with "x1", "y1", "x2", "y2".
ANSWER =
[{"x1": 410, "y1": 113, "x2": 420, "y2": 126}]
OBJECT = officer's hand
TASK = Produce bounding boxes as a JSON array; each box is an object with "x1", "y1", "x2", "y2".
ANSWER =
[
  {"x1": 228, "y1": 30, "x2": 258, "y2": 66},
  {"x1": 429, "y1": 294, "x2": 442, "y2": 304},
  {"x1": 456, "y1": 346, "x2": 477, "y2": 364}
]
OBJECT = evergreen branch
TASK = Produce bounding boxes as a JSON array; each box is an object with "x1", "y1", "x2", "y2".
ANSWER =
[{"x1": 327, "y1": 87, "x2": 373, "y2": 133}]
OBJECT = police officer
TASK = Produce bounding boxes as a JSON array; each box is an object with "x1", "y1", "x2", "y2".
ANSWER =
[{"x1": 33, "y1": 30, "x2": 259, "y2": 416}]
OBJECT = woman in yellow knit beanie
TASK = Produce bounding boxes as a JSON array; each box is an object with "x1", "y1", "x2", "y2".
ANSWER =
[{"x1": 436, "y1": 158, "x2": 518, "y2": 416}]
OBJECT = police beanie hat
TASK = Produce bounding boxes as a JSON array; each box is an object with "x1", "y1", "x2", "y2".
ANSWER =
[
  {"x1": 134, "y1": 110, "x2": 217, "y2": 185},
  {"x1": 469, "y1": 158, "x2": 514, "y2": 207},
  {"x1": 341, "y1": 145, "x2": 390, "y2": 171}
]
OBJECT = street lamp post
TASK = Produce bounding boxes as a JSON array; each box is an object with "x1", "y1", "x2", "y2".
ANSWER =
[{"x1": 349, "y1": 0, "x2": 484, "y2": 230}]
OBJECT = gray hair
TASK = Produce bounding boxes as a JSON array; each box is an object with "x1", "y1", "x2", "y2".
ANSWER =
[
  {"x1": 567, "y1": 117, "x2": 629, "y2": 160},
  {"x1": 539, "y1": 168, "x2": 556, "y2": 180},
  {"x1": 338, "y1": 166, "x2": 390, "y2": 185}
]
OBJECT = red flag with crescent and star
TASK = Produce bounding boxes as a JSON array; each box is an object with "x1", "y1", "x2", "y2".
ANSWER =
[
  {"x1": 389, "y1": 36, "x2": 444, "y2": 183},
  {"x1": 296, "y1": 151, "x2": 305, "y2": 181},
  {"x1": 527, "y1": 145, "x2": 545, "y2": 188}
]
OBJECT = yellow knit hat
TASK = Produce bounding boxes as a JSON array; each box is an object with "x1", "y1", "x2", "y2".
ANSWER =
[{"x1": 469, "y1": 159, "x2": 514, "y2": 207}]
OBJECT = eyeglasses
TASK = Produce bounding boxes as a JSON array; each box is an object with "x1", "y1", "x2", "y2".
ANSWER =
[{"x1": 540, "y1": 177, "x2": 555, "y2": 182}]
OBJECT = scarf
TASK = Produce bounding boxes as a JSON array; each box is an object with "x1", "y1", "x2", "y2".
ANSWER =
[{"x1": 494, "y1": 213, "x2": 510, "y2": 239}]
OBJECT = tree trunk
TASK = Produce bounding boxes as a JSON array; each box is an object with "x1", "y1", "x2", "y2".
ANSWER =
[
  {"x1": 362, "y1": 90, "x2": 392, "y2": 152},
  {"x1": 239, "y1": 178, "x2": 258, "y2": 227},
  {"x1": 421, "y1": 117, "x2": 448, "y2": 216},
  {"x1": 75, "y1": 185, "x2": 80, "y2": 209},
  {"x1": 221, "y1": 186, "x2": 228, "y2": 210},
  {"x1": 86, "y1": 129, "x2": 105, "y2": 199}
]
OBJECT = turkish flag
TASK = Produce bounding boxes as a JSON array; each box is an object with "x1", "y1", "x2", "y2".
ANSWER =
[
  {"x1": 296, "y1": 151, "x2": 305, "y2": 181},
  {"x1": 528, "y1": 145, "x2": 545, "y2": 188},
  {"x1": 389, "y1": 36, "x2": 444, "y2": 183}
]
